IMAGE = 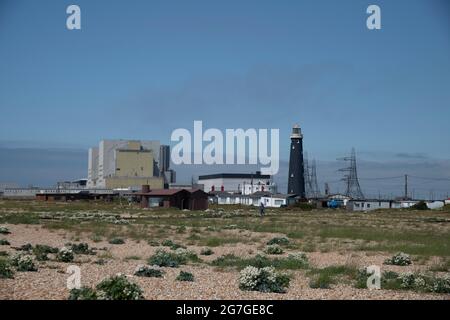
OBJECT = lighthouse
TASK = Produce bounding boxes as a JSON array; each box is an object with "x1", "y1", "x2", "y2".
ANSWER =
[{"x1": 287, "y1": 124, "x2": 305, "y2": 198}]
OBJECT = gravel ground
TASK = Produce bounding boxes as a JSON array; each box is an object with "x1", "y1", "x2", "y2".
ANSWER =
[{"x1": 0, "y1": 224, "x2": 448, "y2": 300}]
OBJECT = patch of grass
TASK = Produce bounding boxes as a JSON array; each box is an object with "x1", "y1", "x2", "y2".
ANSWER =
[
  {"x1": 124, "y1": 255, "x2": 141, "y2": 261},
  {"x1": 176, "y1": 270, "x2": 194, "y2": 282},
  {"x1": 308, "y1": 265, "x2": 358, "y2": 289},
  {"x1": 211, "y1": 254, "x2": 309, "y2": 270}
]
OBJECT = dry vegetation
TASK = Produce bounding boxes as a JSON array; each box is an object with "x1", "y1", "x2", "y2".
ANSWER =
[{"x1": 0, "y1": 200, "x2": 449, "y2": 300}]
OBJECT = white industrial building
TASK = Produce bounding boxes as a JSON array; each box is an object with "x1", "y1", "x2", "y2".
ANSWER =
[{"x1": 198, "y1": 172, "x2": 277, "y2": 194}]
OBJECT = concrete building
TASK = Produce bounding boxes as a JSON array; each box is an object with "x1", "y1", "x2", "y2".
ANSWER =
[
  {"x1": 87, "y1": 140, "x2": 164, "y2": 190},
  {"x1": 198, "y1": 172, "x2": 276, "y2": 194},
  {"x1": 347, "y1": 200, "x2": 391, "y2": 212}
]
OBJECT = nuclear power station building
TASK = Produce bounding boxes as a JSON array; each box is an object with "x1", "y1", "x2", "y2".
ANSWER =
[
  {"x1": 87, "y1": 140, "x2": 175, "y2": 190},
  {"x1": 287, "y1": 124, "x2": 306, "y2": 198}
]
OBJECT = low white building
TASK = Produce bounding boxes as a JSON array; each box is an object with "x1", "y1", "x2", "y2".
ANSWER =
[
  {"x1": 198, "y1": 172, "x2": 276, "y2": 194},
  {"x1": 445, "y1": 198, "x2": 450, "y2": 205},
  {"x1": 208, "y1": 191, "x2": 295, "y2": 208},
  {"x1": 347, "y1": 200, "x2": 391, "y2": 212}
]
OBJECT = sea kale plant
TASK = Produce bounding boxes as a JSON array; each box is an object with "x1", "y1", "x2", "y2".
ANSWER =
[
  {"x1": 57, "y1": 247, "x2": 74, "y2": 263},
  {"x1": 264, "y1": 244, "x2": 284, "y2": 255},
  {"x1": 0, "y1": 239, "x2": 10, "y2": 246},
  {"x1": 384, "y1": 252, "x2": 412, "y2": 266},
  {"x1": 176, "y1": 271, "x2": 194, "y2": 282},
  {"x1": 68, "y1": 275, "x2": 144, "y2": 300},
  {"x1": 0, "y1": 257, "x2": 15, "y2": 279},
  {"x1": 68, "y1": 243, "x2": 95, "y2": 255},
  {"x1": 0, "y1": 226, "x2": 10, "y2": 235},
  {"x1": 267, "y1": 237, "x2": 290, "y2": 246},
  {"x1": 134, "y1": 265, "x2": 164, "y2": 278},
  {"x1": 238, "y1": 266, "x2": 290, "y2": 293},
  {"x1": 96, "y1": 274, "x2": 144, "y2": 300},
  {"x1": 11, "y1": 253, "x2": 38, "y2": 272}
]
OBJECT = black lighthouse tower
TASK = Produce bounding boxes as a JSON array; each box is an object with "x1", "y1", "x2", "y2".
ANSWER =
[{"x1": 287, "y1": 124, "x2": 305, "y2": 198}]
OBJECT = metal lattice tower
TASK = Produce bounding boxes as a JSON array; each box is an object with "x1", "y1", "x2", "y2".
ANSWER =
[
  {"x1": 304, "y1": 152, "x2": 314, "y2": 198},
  {"x1": 338, "y1": 148, "x2": 364, "y2": 199},
  {"x1": 310, "y1": 159, "x2": 321, "y2": 198},
  {"x1": 304, "y1": 153, "x2": 321, "y2": 198}
]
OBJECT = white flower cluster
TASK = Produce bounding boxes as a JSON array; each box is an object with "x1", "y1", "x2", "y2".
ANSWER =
[
  {"x1": 264, "y1": 244, "x2": 284, "y2": 255},
  {"x1": 238, "y1": 266, "x2": 277, "y2": 291},
  {"x1": 57, "y1": 247, "x2": 74, "y2": 262},
  {"x1": 384, "y1": 252, "x2": 412, "y2": 266},
  {"x1": 288, "y1": 252, "x2": 309, "y2": 264},
  {"x1": 174, "y1": 248, "x2": 195, "y2": 259},
  {"x1": 12, "y1": 253, "x2": 37, "y2": 272}
]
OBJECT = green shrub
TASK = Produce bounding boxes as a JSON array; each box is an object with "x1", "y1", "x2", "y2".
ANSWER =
[
  {"x1": 211, "y1": 253, "x2": 309, "y2": 270},
  {"x1": 68, "y1": 287, "x2": 98, "y2": 300},
  {"x1": 412, "y1": 201, "x2": 429, "y2": 210},
  {"x1": 69, "y1": 243, "x2": 94, "y2": 255},
  {"x1": 12, "y1": 254, "x2": 37, "y2": 272},
  {"x1": 96, "y1": 274, "x2": 144, "y2": 300},
  {"x1": 0, "y1": 258, "x2": 14, "y2": 278},
  {"x1": 33, "y1": 244, "x2": 59, "y2": 261},
  {"x1": 134, "y1": 265, "x2": 164, "y2": 278},
  {"x1": 238, "y1": 266, "x2": 290, "y2": 293},
  {"x1": 384, "y1": 252, "x2": 412, "y2": 266},
  {"x1": 176, "y1": 226, "x2": 186, "y2": 233},
  {"x1": 162, "y1": 239, "x2": 186, "y2": 250},
  {"x1": 0, "y1": 226, "x2": 10, "y2": 234},
  {"x1": 176, "y1": 271, "x2": 194, "y2": 282},
  {"x1": 264, "y1": 244, "x2": 284, "y2": 255},
  {"x1": 108, "y1": 238, "x2": 125, "y2": 245},
  {"x1": 267, "y1": 237, "x2": 290, "y2": 246},
  {"x1": 309, "y1": 273, "x2": 332, "y2": 289},
  {"x1": 16, "y1": 243, "x2": 33, "y2": 252},
  {"x1": 56, "y1": 247, "x2": 74, "y2": 262},
  {"x1": 200, "y1": 248, "x2": 214, "y2": 256},
  {"x1": 0, "y1": 239, "x2": 10, "y2": 246},
  {"x1": 148, "y1": 249, "x2": 187, "y2": 267}
]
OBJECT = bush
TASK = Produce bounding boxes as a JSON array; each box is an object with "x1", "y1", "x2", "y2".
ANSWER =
[
  {"x1": 267, "y1": 237, "x2": 290, "y2": 246},
  {"x1": 412, "y1": 201, "x2": 428, "y2": 210},
  {"x1": 16, "y1": 243, "x2": 33, "y2": 252},
  {"x1": 68, "y1": 287, "x2": 98, "y2": 300},
  {"x1": 176, "y1": 271, "x2": 194, "y2": 282},
  {"x1": 69, "y1": 243, "x2": 94, "y2": 255},
  {"x1": 108, "y1": 238, "x2": 125, "y2": 245},
  {"x1": 0, "y1": 239, "x2": 10, "y2": 246},
  {"x1": 12, "y1": 254, "x2": 37, "y2": 272},
  {"x1": 264, "y1": 244, "x2": 284, "y2": 255},
  {"x1": 0, "y1": 258, "x2": 14, "y2": 279},
  {"x1": 96, "y1": 274, "x2": 144, "y2": 300},
  {"x1": 0, "y1": 226, "x2": 10, "y2": 234},
  {"x1": 200, "y1": 248, "x2": 214, "y2": 256},
  {"x1": 162, "y1": 239, "x2": 186, "y2": 250},
  {"x1": 33, "y1": 244, "x2": 59, "y2": 261},
  {"x1": 384, "y1": 252, "x2": 412, "y2": 266},
  {"x1": 148, "y1": 249, "x2": 187, "y2": 267},
  {"x1": 309, "y1": 273, "x2": 332, "y2": 289},
  {"x1": 239, "y1": 266, "x2": 290, "y2": 293},
  {"x1": 57, "y1": 247, "x2": 74, "y2": 262},
  {"x1": 134, "y1": 265, "x2": 164, "y2": 278}
]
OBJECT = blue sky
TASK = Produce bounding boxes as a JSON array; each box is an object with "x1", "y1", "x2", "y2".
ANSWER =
[{"x1": 0, "y1": 0, "x2": 449, "y2": 197}]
